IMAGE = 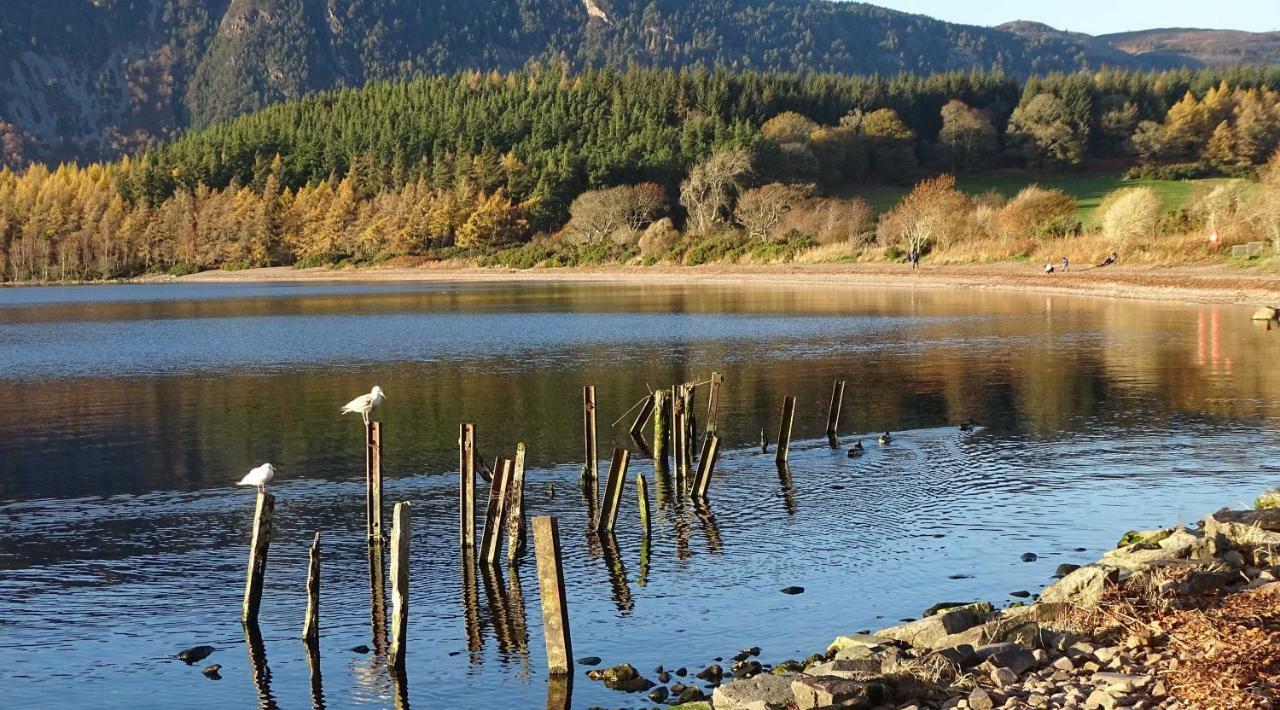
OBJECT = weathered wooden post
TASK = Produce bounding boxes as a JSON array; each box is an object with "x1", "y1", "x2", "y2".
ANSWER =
[
  {"x1": 636, "y1": 473, "x2": 651, "y2": 539},
  {"x1": 302, "y1": 532, "x2": 320, "y2": 646},
  {"x1": 692, "y1": 434, "x2": 721, "y2": 498},
  {"x1": 460, "y1": 423, "x2": 476, "y2": 551},
  {"x1": 242, "y1": 490, "x2": 275, "y2": 624},
  {"x1": 366, "y1": 422, "x2": 384, "y2": 542},
  {"x1": 388, "y1": 501, "x2": 410, "y2": 671},
  {"x1": 775, "y1": 395, "x2": 796, "y2": 465},
  {"x1": 597, "y1": 448, "x2": 630, "y2": 533},
  {"x1": 681, "y1": 384, "x2": 697, "y2": 473},
  {"x1": 826, "y1": 379, "x2": 845, "y2": 444},
  {"x1": 481, "y1": 458, "x2": 512, "y2": 565},
  {"x1": 629, "y1": 393, "x2": 656, "y2": 439},
  {"x1": 652, "y1": 389, "x2": 669, "y2": 474},
  {"x1": 532, "y1": 516, "x2": 572, "y2": 675},
  {"x1": 506, "y1": 443, "x2": 528, "y2": 562},
  {"x1": 760, "y1": 426, "x2": 769, "y2": 454},
  {"x1": 582, "y1": 386, "x2": 598, "y2": 484},
  {"x1": 705, "y1": 371, "x2": 723, "y2": 434}
]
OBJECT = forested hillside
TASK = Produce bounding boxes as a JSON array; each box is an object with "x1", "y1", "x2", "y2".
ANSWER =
[
  {"x1": 0, "y1": 0, "x2": 1259, "y2": 165},
  {"x1": 3, "y1": 65, "x2": 1280, "y2": 282}
]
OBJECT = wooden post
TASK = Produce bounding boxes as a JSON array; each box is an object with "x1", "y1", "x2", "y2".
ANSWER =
[
  {"x1": 652, "y1": 389, "x2": 669, "y2": 474},
  {"x1": 760, "y1": 426, "x2": 768, "y2": 454},
  {"x1": 597, "y1": 448, "x2": 630, "y2": 533},
  {"x1": 582, "y1": 386, "x2": 598, "y2": 483},
  {"x1": 388, "y1": 501, "x2": 410, "y2": 671},
  {"x1": 480, "y1": 458, "x2": 512, "y2": 565},
  {"x1": 681, "y1": 385, "x2": 697, "y2": 477},
  {"x1": 506, "y1": 443, "x2": 527, "y2": 562},
  {"x1": 826, "y1": 379, "x2": 845, "y2": 442},
  {"x1": 366, "y1": 422, "x2": 384, "y2": 542},
  {"x1": 629, "y1": 393, "x2": 656, "y2": 438},
  {"x1": 692, "y1": 434, "x2": 720, "y2": 498},
  {"x1": 302, "y1": 532, "x2": 320, "y2": 645},
  {"x1": 705, "y1": 371, "x2": 723, "y2": 434},
  {"x1": 637, "y1": 473, "x2": 651, "y2": 539},
  {"x1": 460, "y1": 423, "x2": 476, "y2": 551},
  {"x1": 671, "y1": 385, "x2": 686, "y2": 489},
  {"x1": 241, "y1": 490, "x2": 275, "y2": 624},
  {"x1": 532, "y1": 516, "x2": 572, "y2": 675},
  {"x1": 775, "y1": 395, "x2": 796, "y2": 465}
]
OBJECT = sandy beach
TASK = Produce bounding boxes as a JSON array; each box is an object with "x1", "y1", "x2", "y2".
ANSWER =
[{"x1": 171, "y1": 262, "x2": 1280, "y2": 307}]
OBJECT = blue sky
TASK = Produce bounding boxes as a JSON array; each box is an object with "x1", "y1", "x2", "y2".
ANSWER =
[{"x1": 867, "y1": 0, "x2": 1280, "y2": 35}]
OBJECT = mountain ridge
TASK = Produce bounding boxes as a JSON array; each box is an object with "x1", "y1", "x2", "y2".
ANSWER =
[{"x1": 0, "y1": 0, "x2": 1276, "y2": 166}]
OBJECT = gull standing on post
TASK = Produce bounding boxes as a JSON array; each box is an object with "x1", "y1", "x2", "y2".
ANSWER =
[
  {"x1": 342, "y1": 386, "x2": 386, "y2": 425},
  {"x1": 237, "y1": 463, "x2": 276, "y2": 493}
]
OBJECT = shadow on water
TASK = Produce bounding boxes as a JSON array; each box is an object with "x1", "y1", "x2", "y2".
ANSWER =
[{"x1": 243, "y1": 621, "x2": 278, "y2": 710}]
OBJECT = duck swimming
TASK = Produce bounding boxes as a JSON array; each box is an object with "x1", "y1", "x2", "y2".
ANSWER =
[
  {"x1": 847, "y1": 441, "x2": 864, "y2": 457},
  {"x1": 878, "y1": 431, "x2": 892, "y2": 445},
  {"x1": 959, "y1": 418, "x2": 975, "y2": 432}
]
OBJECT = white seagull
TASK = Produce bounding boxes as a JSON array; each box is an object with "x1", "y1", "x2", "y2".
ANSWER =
[
  {"x1": 341, "y1": 385, "x2": 386, "y2": 424},
  {"x1": 237, "y1": 463, "x2": 276, "y2": 493}
]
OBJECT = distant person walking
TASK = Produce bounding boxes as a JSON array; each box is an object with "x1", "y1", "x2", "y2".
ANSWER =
[
  {"x1": 908, "y1": 249, "x2": 919, "y2": 270},
  {"x1": 1061, "y1": 256, "x2": 1069, "y2": 272}
]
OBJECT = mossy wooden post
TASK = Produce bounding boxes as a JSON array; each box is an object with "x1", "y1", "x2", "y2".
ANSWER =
[
  {"x1": 692, "y1": 434, "x2": 720, "y2": 498},
  {"x1": 505, "y1": 443, "x2": 528, "y2": 563},
  {"x1": 480, "y1": 458, "x2": 512, "y2": 565},
  {"x1": 532, "y1": 516, "x2": 572, "y2": 676},
  {"x1": 652, "y1": 389, "x2": 669, "y2": 475},
  {"x1": 388, "y1": 501, "x2": 410, "y2": 671},
  {"x1": 671, "y1": 385, "x2": 686, "y2": 488},
  {"x1": 582, "y1": 386, "x2": 598, "y2": 484},
  {"x1": 826, "y1": 379, "x2": 845, "y2": 445},
  {"x1": 637, "y1": 473, "x2": 651, "y2": 539},
  {"x1": 629, "y1": 393, "x2": 655, "y2": 439},
  {"x1": 705, "y1": 371, "x2": 723, "y2": 434},
  {"x1": 597, "y1": 448, "x2": 630, "y2": 533},
  {"x1": 241, "y1": 490, "x2": 275, "y2": 624},
  {"x1": 776, "y1": 395, "x2": 796, "y2": 465},
  {"x1": 366, "y1": 421, "x2": 384, "y2": 542},
  {"x1": 302, "y1": 532, "x2": 320, "y2": 646},
  {"x1": 459, "y1": 423, "x2": 476, "y2": 551}
]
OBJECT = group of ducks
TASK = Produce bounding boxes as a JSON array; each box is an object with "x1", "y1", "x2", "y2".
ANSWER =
[
  {"x1": 235, "y1": 386, "x2": 387, "y2": 492},
  {"x1": 846, "y1": 418, "x2": 976, "y2": 458}
]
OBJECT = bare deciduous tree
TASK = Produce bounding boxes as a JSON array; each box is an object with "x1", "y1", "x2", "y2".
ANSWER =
[
  {"x1": 679, "y1": 148, "x2": 751, "y2": 236},
  {"x1": 734, "y1": 183, "x2": 810, "y2": 241}
]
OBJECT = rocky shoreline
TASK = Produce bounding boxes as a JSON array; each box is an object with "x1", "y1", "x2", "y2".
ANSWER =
[{"x1": 585, "y1": 494, "x2": 1280, "y2": 709}]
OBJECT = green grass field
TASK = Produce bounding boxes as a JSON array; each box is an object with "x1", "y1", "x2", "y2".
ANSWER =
[{"x1": 854, "y1": 172, "x2": 1227, "y2": 227}]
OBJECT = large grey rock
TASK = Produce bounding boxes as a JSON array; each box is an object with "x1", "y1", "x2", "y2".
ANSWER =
[
  {"x1": 712, "y1": 672, "x2": 797, "y2": 710},
  {"x1": 790, "y1": 676, "x2": 888, "y2": 710},
  {"x1": 1038, "y1": 564, "x2": 1119, "y2": 609},
  {"x1": 827, "y1": 634, "x2": 891, "y2": 654},
  {"x1": 1205, "y1": 508, "x2": 1280, "y2": 553},
  {"x1": 807, "y1": 657, "x2": 881, "y2": 678},
  {"x1": 874, "y1": 602, "x2": 993, "y2": 649}
]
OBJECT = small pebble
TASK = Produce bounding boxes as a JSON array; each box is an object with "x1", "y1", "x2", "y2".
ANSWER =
[
  {"x1": 201, "y1": 664, "x2": 222, "y2": 680},
  {"x1": 780, "y1": 586, "x2": 805, "y2": 595},
  {"x1": 577, "y1": 656, "x2": 601, "y2": 666},
  {"x1": 1021, "y1": 552, "x2": 1038, "y2": 562}
]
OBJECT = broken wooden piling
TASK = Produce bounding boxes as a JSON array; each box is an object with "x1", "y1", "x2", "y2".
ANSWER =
[
  {"x1": 629, "y1": 393, "x2": 656, "y2": 439},
  {"x1": 826, "y1": 379, "x2": 845, "y2": 444},
  {"x1": 388, "y1": 501, "x2": 410, "y2": 671},
  {"x1": 652, "y1": 389, "x2": 669, "y2": 474},
  {"x1": 366, "y1": 422, "x2": 384, "y2": 542},
  {"x1": 241, "y1": 490, "x2": 275, "y2": 624},
  {"x1": 775, "y1": 395, "x2": 796, "y2": 465},
  {"x1": 637, "y1": 473, "x2": 651, "y2": 539},
  {"x1": 459, "y1": 423, "x2": 476, "y2": 551},
  {"x1": 582, "y1": 386, "x2": 598, "y2": 483},
  {"x1": 691, "y1": 434, "x2": 720, "y2": 498},
  {"x1": 506, "y1": 443, "x2": 528, "y2": 562},
  {"x1": 302, "y1": 532, "x2": 320, "y2": 645},
  {"x1": 532, "y1": 516, "x2": 572, "y2": 675},
  {"x1": 705, "y1": 371, "x2": 723, "y2": 434},
  {"x1": 597, "y1": 448, "x2": 630, "y2": 533},
  {"x1": 480, "y1": 458, "x2": 512, "y2": 565}
]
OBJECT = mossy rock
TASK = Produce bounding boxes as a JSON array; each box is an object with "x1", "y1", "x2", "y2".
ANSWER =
[
  {"x1": 923, "y1": 601, "x2": 972, "y2": 617},
  {"x1": 1116, "y1": 528, "x2": 1172, "y2": 548},
  {"x1": 668, "y1": 703, "x2": 712, "y2": 710},
  {"x1": 1255, "y1": 490, "x2": 1280, "y2": 510}
]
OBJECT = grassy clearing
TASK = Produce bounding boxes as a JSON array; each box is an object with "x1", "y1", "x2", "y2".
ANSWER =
[{"x1": 851, "y1": 172, "x2": 1229, "y2": 227}]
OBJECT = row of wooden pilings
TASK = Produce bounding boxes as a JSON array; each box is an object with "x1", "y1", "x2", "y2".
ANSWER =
[{"x1": 235, "y1": 373, "x2": 850, "y2": 696}]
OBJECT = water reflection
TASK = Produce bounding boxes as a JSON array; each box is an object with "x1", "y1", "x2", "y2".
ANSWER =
[
  {"x1": 243, "y1": 621, "x2": 278, "y2": 710},
  {"x1": 304, "y1": 638, "x2": 325, "y2": 710},
  {"x1": 461, "y1": 550, "x2": 484, "y2": 661},
  {"x1": 777, "y1": 462, "x2": 798, "y2": 515},
  {"x1": 598, "y1": 531, "x2": 633, "y2": 614},
  {"x1": 545, "y1": 673, "x2": 572, "y2": 710}
]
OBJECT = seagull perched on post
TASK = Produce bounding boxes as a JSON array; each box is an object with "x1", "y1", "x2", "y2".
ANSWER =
[
  {"x1": 341, "y1": 386, "x2": 386, "y2": 424},
  {"x1": 237, "y1": 463, "x2": 276, "y2": 493}
]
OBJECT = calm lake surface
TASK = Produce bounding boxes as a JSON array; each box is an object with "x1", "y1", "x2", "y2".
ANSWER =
[{"x1": 1, "y1": 280, "x2": 1278, "y2": 709}]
